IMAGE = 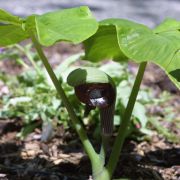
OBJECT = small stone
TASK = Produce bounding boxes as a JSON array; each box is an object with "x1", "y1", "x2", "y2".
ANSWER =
[{"x1": 53, "y1": 159, "x2": 63, "y2": 165}]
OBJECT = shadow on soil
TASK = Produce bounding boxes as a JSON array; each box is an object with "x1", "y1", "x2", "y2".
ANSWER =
[
  {"x1": 114, "y1": 147, "x2": 180, "y2": 180},
  {"x1": 0, "y1": 141, "x2": 88, "y2": 180}
]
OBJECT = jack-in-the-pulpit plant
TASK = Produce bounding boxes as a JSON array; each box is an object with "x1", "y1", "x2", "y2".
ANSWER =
[
  {"x1": 67, "y1": 67, "x2": 116, "y2": 136},
  {"x1": 0, "y1": 6, "x2": 179, "y2": 180}
]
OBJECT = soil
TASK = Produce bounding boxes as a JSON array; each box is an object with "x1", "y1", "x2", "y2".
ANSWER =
[
  {"x1": 0, "y1": 120, "x2": 179, "y2": 180},
  {"x1": 0, "y1": 43, "x2": 180, "y2": 180}
]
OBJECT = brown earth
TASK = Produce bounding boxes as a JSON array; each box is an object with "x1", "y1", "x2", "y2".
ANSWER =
[{"x1": 0, "y1": 120, "x2": 179, "y2": 180}]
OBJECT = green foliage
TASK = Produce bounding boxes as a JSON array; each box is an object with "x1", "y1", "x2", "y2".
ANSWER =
[
  {"x1": 0, "y1": 9, "x2": 27, "y2": 46},
  {"x1": 0, "y1": 8, "x2": 179, "y2": 88},
  {"x1": 35, "y1": 6, "x2": 98, "y2": 46},
  {"x1": 146, "y1": 91, "x2": 180, "y2": 143},
  {"x1": 0, "y1": 50, "x2": 83, "y2": 138},
  {"x1": 1, "y1": 70, "x2": 59, "y2": 122},
  {"x1": 0, "y1": 25, "x2": 28, "y2": 46},
  {"x1": 0, "y1": 9, "x2": 22, "y2": 25},
  {"x1": 149, "y1": 117, "x2": 179, "y2": 143},
  {"x1": 84, "y1": 25, "x2": 127, "y2": 62},
  {"x1": 84, "y1": 18, "x2": 180, "y2": 89},
  {"x1": 0, "y1": 7, "x2": 98, "y2": 47}
]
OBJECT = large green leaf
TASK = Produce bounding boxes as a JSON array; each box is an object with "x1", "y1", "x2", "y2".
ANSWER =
[
  {"x1": 84, "y1": 19, "x2": 149, "y2": 62},
  {"x1": 84, "y1": 25, "x2": 127, "y2": 62},
  {"x1": 115, "y1": 18, "x2": 180, "y2": 89},
  {"x1": 35, "y1": 6, "x2": 98, "y2": 46},
  {"x1": 0, "y1": 9, "x2": 22, "y2": 25},
  {"x1": 0, "y1": 25, "x2": 28, "y2": 46},
  {"x1": 84, "y1": 18, "x2": 180, "y2": 89},
  {"x1": 0, "y1": 9, "x2": 28, "y2": 46}
]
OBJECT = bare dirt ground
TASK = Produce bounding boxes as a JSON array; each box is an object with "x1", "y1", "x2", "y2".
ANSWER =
[{"x1": 0, "y1": 120, "x2": 179, "y2": 180}]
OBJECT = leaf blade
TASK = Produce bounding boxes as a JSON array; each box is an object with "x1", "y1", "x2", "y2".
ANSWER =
[
  {"x1": 116, "y1": 21, "x2": 180, "y2": 88},
  {"x1": 35, "y1": 6, "x2": 98, "y2": 46},
  {"x1": 0, "y1": 25, "x2": 28, "y2": 47},
  {"x1": 85, "y1": 18, "x2": 180, "y2": 89},
  {"x1": 0, "y1": 9, "x2": 22, "y2": 25},
  {"x1": 84, "y1": 25, "x2": 127, "y2": 62}
]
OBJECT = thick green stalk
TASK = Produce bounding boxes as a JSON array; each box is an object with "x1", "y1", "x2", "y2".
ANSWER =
[
  {"x1": 99, "y1": 135, "x2": 110, "y2": 165},
  {"x1": 106, "y1": 62, "x2": 147, "y2": 177},
  {"x1": 29, "y1": 32, "x2": 98, "y2": 164},
  {"x1": 93, "y1": 167, "x2": 110, "y2": 180}
]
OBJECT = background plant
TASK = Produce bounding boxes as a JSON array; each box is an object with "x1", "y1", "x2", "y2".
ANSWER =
[{"x1": 0, "y1": 45, "x2": 153, "y2": 140}]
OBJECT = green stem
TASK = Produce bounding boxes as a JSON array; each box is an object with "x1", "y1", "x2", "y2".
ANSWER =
[
  {"x1": 16, "y1": 57, "x2": 29, "y2": 69},
  {"x1": 106, "y1": 62, "x2": 147, "y2": 177},
  {"x1": 15, "y1": 44, "x2": 42, "y2": 76},
  {"x1": 29, "y1": 32, "x2": 98, "y2": 164},
  {"x1": 93, "y1": 167, "x2": 110, "y2": 180},
  {"x1": 99, "y1": 135, "x2": 110, "y2": 166}
]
